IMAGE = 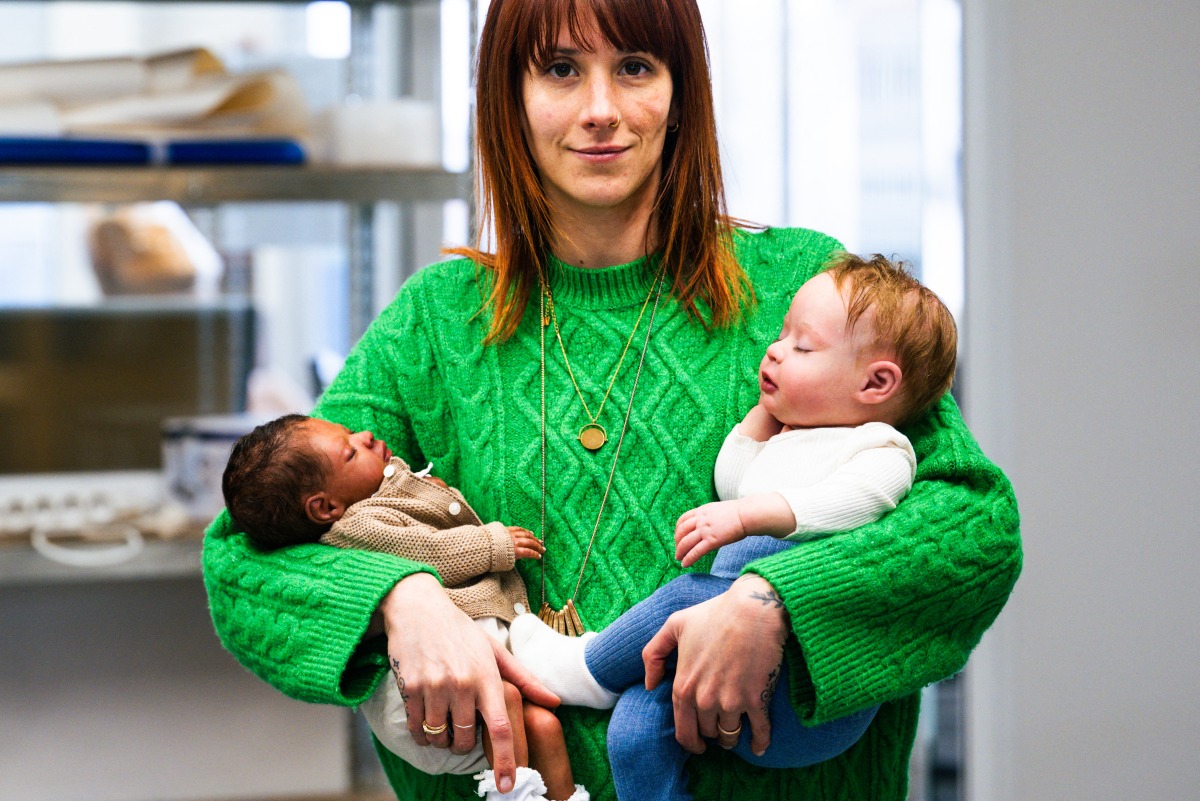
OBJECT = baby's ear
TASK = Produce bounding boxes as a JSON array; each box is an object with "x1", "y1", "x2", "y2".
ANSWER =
[
  {"x1": 859, "y1": 359, "x2": 902, "y2": 405},
  {"x1": 304, "y1": 492, "x2": 337, "y2": 525}
]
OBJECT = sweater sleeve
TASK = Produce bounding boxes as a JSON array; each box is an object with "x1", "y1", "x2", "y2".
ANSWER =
[
  {"x1": 743, "y1": 394, "x2": 1022, "y2": 725},
  {"x1": 202, "y1": 278, "x2": 444, "y2": 706},
  {"x1": 324, "y1": 509, "x2": 515, "y2": 586}
]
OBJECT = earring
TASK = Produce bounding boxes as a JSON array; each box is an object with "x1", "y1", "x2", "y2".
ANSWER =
[
  {"x1": 609, "y1": 116, "x2": 621, "y2": 129},
  {"x1": 667, "y1": 121, "x2": 680, "y2": 133}
]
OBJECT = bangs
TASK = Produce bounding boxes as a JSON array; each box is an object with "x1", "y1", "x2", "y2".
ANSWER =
[{"x1": 515, "y1": 0, "x2": 678, "y2": 70}]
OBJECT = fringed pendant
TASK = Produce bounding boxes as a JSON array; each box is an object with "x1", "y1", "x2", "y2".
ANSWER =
[{"x1": 537, "y1": 599, "x2": 586, "y2": 637}]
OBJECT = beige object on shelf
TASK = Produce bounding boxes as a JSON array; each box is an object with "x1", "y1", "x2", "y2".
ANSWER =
[
  {"x1": 0, "y1": 48, "x2": 224, "y2": 107},
  {"x1": 88, "y1": 206, "x2": 197, "y2": 295},
  {"x1": 0, "y1": 47, "x2": 308, "y2": 139}
]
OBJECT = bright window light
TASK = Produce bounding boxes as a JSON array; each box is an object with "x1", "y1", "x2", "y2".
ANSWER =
[{"x1": 306, "y1": 1, "x2": 351, "y2": 60}]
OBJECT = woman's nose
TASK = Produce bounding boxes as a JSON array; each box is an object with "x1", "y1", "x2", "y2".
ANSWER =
[{"x1": 581, "y1": 74, "x2": 619, "y2": 129}]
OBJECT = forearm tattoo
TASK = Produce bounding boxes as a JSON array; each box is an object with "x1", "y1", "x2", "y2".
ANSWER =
[
  {"x1": 750, "y1": 589, "x2": 784, "y2": 608},
  {"x1": 761, "y1": 664, "x2": 781, "y2": 720}
]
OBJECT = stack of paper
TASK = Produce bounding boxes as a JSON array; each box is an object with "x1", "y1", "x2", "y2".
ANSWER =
[{"x1": 0, "y1": 48, "x2": 309, "y2": 165}]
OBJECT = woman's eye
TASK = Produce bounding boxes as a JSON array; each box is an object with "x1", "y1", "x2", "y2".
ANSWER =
[
  {"x1": 620, "y1": 60, "x2": 650, "y2": 77},
  {"x1": 548, "y1": 62, "x2": 575, "y2": 78}
]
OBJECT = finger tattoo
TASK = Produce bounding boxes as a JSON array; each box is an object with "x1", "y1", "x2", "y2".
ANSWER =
[
  {"x1": 761, "y1": 664, "x2": 781, "y2": 719},
  {"x1": 750, "y1": 589, "x2": 784, "y2": 608},
  {"x1": 391, "y1": 658, "x2": 412, "y2": 713}
]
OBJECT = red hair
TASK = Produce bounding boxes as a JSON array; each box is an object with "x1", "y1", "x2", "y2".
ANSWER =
[
  {"x1": 449, "y1": 0, "x2": 749, "y2": 342},
  {"x1": 823, "y1": 253, "x2": 959, "y2": 425}
]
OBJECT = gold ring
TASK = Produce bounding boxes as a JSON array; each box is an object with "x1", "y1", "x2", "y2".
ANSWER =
[
  {"x1": 453, "y1": 721, "x2": 476, "y2": 730},
  {"x1": 608, "y1": 116, "x2": 620, "y2": 129},
  {"x1": 422, "y1": 720, "x2": 449, "y2": 736},
  {"x1": 717, "y1": 722, "x2": 742, "y2": 738}
]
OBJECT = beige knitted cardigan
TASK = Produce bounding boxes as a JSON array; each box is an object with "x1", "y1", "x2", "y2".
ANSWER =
[{"x1": 320, "y1": 457, "x2": 528, "y2": 622}]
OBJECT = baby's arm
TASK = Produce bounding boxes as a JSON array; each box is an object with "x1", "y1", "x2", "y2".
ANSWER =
[
  {"x1": 676, "y1": 437, "x2": 916, "y2": 567},
  {"x1": 673, "y1": 495, "x2": 794, "y2": 567},
  {"x1": 737, "y1": 403, "x2": 785, "y2": 442}
]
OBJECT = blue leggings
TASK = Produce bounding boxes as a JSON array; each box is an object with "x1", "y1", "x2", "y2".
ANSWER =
[{"x1": 584, "y1": 536, "x2": 879, "y2": 801}]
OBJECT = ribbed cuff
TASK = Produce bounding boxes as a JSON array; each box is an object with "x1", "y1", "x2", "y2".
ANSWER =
[
  {"x1": 485, "y1": 521, "x2": 515, "y2": 572},
  {"x1": 743, "y1": 532, "x2": 895, "y2": 724}
]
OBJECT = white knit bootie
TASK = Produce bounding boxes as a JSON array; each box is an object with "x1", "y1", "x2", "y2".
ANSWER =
[
  {"x1": 509, "y1": 613, "x2": 618, "y2": 709},
  {"x1": 474, "y1": 766, "x2": 547, "y2": 801},
  {"x1": 559, "y1": 785, "x2": 590, "y2": 801}
]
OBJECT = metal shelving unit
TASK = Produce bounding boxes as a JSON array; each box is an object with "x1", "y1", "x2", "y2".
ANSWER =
[
  {"x1": 0, "y1": 165, "x2": 469, "y2": 204},
  {"x1": 0, "y1": 538, "x2": 203, "y2": 586}
]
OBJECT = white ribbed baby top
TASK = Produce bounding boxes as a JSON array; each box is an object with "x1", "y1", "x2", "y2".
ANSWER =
[{"x1": 713, "y1": 421, "x2": 917, "y2": 539}]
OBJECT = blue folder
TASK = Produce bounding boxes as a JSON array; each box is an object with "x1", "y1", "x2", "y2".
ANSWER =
[
  {"x1": 0, "y1": 137, "x2": 306, "y2": 165},
  {"x1": 166, "y1": 139, "x2": 306, "y2": 165},
  {"x1": 0, "y1": 137, "x2": 150, "y2": 165}
]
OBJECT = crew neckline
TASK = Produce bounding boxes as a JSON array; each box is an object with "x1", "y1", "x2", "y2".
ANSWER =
[{"x1": 544, "y1": 251, "x2": 662, "y2": 310}]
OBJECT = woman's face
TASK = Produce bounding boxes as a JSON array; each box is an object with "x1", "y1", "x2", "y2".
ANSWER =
[{"x1": 521, "y1": 20, "x2": 675, "y2": 221}]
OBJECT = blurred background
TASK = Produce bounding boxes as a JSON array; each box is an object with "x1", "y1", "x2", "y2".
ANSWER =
[{"x1": 0, "y1": 1, "x2": 1195, "y2": 800}]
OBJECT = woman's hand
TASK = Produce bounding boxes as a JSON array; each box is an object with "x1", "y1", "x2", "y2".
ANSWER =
[
  {"x1": 379, "y1": 573, "x2": 559, "y2": 793},
  {"x1": 642, "y1": 574, "x2": 790, "y2": 757}
]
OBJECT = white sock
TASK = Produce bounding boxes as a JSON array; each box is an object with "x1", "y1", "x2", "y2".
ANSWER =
[
  {"x1": 475, "y1": 766, "x2": 547, "y2": 801},
  {"x1": 509, "y1": 613, "x2": 618, "y2": 709}
]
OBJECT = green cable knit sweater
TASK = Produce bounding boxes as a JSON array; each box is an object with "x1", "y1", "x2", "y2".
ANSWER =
[{"x1": 203, "y1": 226, "x2": 1021, "y2": 801}]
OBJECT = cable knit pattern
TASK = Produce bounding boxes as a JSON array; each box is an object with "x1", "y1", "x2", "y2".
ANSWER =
[{"x1": 202, "y1": 227, "x2": 1022, "y2": 801}]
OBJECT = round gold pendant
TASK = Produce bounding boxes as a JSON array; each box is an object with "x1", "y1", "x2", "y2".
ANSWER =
[{"x1": 578, "y1": 423, "x2": 608, "y2": 451}]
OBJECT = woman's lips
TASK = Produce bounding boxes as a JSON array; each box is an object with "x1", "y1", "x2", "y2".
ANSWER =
[{"x1": 574, "y1": 145, "x2": 628, "y2": 164}]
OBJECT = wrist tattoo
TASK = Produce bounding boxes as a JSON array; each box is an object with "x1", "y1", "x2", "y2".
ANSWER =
[{"x1": 750, "y1": 589, "x2": 784, "y2": 609}]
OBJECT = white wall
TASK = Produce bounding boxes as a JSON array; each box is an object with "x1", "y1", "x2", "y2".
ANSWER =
[{"x1": 961, "y1": 1, "x2": 1200, "y2": 799}]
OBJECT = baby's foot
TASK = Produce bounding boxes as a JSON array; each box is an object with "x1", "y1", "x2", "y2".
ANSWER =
[
  {"x1": 508, "y1": 613, "x2": 619, "y2": 709},
  {"x1": 475, "y1": 766, "x2": 547, "y2": 800}
]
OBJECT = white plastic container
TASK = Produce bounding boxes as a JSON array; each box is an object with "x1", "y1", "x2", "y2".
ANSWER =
[
  {"x1": 161, "y1": 414, "x2": 267, "y2": 523},
  {"x1": 316, "y1": 99, "x2": 440, "y2": 167}
]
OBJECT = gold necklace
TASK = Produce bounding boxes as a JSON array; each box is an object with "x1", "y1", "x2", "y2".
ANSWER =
[
  {"x1": 537, "y1": 267, "x2": 665, "y2": 635},
  {"x1": 542, "y1": 272, "x2": 661, "y2": 451}
]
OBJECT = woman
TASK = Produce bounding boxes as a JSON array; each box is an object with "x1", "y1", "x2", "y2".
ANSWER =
[{"x1": 202, "y1": 1, "x2": 1021, "y2": 799}]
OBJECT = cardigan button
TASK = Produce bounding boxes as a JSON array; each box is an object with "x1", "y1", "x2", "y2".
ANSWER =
[
  {"x1": 448, "y1": 501, "x2": 462, "y2": 516},
  {"x1": 383, "y1": 464, "x2": 396, "y2": 478}
]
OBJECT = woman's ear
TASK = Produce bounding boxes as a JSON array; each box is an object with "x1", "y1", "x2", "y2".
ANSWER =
[
  {"x1": 304, "y1": 492, "x2": 337, "y2": 525},
  {"x1": 858, "y1": 360, "x2": 902, "y2": 405}
]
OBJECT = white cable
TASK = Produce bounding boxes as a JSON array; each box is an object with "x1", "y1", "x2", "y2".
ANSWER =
[{"x1": 30, "y1": 524, "x2": 145, "y2": 568}]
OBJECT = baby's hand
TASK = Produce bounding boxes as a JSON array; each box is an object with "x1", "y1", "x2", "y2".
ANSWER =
[
  {"x1": 739, "y1": 403, "x2": 785, "y2": 442},
  {"x1": 674, "y1": 501, "x2": 748, "y2": 567},
  {"x1": 508, "y1": 526, "x2": 545, "y2": 561}
]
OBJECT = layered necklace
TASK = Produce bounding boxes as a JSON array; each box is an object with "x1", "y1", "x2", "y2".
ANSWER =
[
  {"x1": 536, "y1": 264, "x2": 666, "y2": 635},
  {"x1": 542, "y1": 269, "x2": 661, "y2": 451}
]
